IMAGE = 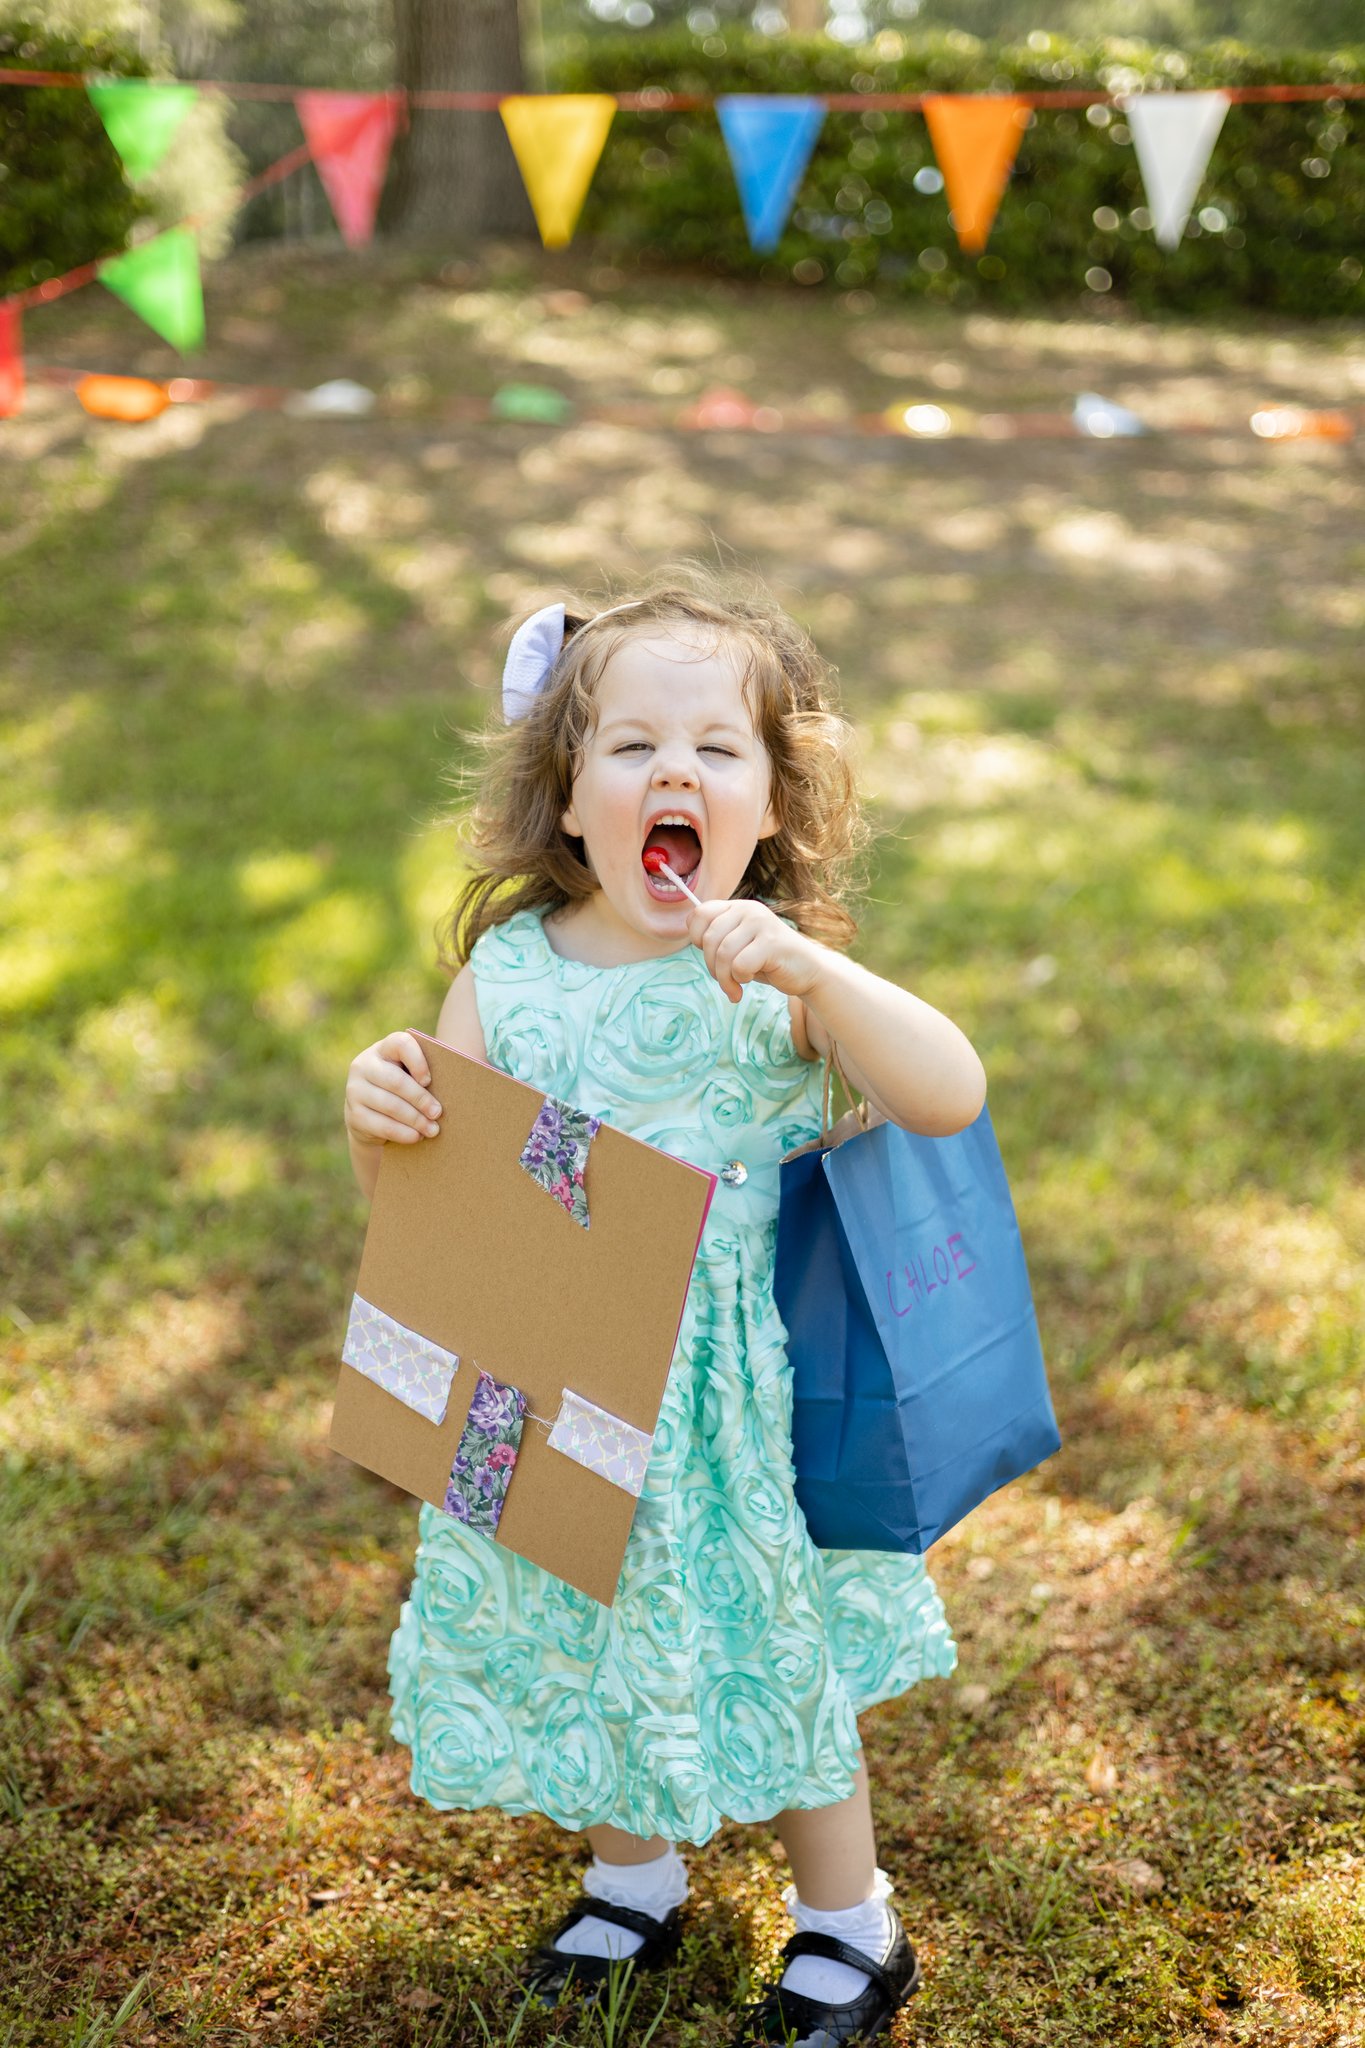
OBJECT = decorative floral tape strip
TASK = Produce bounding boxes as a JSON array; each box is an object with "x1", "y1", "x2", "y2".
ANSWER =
[
  {"x1": 342, "y1": 1294, "x2": 460, "y2": 1425},
  {"x1": 518, "y1": 1094, "x2": 601, "y2": 1229},
  {"x1": 546, "y1": 1387, "x2": 654, "y2": 1499},
  {"x1": 441, "y1": 1369, "x2": 527, "y2": 1533}
]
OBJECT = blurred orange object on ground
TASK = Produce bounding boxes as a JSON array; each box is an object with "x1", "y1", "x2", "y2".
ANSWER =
[
  {"x1": 76, "y1": 374, "x2": 171, "y2": 422},
  {"x1": 1250, "y1": 405, "x2": 1355, "y2": 441}
]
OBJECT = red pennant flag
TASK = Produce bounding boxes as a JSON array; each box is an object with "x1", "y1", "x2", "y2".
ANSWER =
[
  {"x1": 296, "y1": 91, "x2": 403, "y2": 248},
  {"x1": 0, "y1": 301, "x2": 22, "y2": 418},
  {"x1": 678, "y1": 386, "x2": 786, "y2": 431}
]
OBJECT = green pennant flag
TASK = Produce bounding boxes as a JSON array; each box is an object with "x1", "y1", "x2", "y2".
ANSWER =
[
  {"x1": 99, "y1": 230, "x2": 205, "y2": 353},
  {"x1": 491, "y1": 383, "x2": 574, "y2": 424},
  {"x1": 87, "y1": 80, "x2": 199, "y2": 183}
]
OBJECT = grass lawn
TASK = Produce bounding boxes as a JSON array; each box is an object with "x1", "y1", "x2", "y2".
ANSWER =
[{"x1": 1, "y1": 243, "x2": 1362, "y2": 2046}]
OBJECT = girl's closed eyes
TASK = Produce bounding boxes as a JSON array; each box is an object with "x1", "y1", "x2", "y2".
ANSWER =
[{"x1": 613, "y1": 742, "x2": 737, "y2": 755}]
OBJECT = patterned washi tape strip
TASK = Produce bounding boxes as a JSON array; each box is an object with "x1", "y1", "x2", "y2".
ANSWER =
[
  {"x1": 546, "y1": 1387, "x2": 653, "y2": 1498},
  {"x1": 441, "y1": 1368, "x2": 527, "y2": 1533},
  {"x1": 518, "y1": 1094, "x2": 601, "y2": 1229},
  {"x1": 341, "y1": 1294, "x2": 460, "y2": 1425}
]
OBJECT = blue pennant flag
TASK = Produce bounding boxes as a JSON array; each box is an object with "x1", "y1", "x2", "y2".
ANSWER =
[{"x1": 716, "y1": 96, "x2": 826, "y2": 255}]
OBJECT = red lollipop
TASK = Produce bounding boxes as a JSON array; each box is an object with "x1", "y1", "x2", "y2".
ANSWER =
[{"x1": 642, "y1": 846, "x2": 701, "y2": 905}]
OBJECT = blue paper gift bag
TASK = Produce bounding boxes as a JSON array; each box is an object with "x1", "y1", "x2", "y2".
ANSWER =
[{"x1": 774, "y1": 1088, "x2": 1059, "y2": 1554}]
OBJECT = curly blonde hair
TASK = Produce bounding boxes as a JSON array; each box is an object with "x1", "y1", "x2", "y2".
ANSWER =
[{"x1": 436, "y1": 559, "x2": 869, "y2": 974}]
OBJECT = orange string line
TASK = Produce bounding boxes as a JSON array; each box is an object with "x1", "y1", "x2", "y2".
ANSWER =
[
  {"x1": 25, "y1": 365, "x2": 1364, "y2": 439},
  {"x1": 1, "y1": 65, "x2": 1363, "y2": 106}
]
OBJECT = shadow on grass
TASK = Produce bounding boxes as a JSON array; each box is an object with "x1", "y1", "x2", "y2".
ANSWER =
[{"x1": 3, "y1": 270, "x2": 1363, "y2": 2045}]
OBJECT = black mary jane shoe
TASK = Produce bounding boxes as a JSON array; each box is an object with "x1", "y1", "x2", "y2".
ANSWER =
[
  {"x1": 521, "y1": 1896, "x2": 683, "y2": 2009},
  {"x1": 731, "y1": 1923, "x2": 923, "y2": 2047}
]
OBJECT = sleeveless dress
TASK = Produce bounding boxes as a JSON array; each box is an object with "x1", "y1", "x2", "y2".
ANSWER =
[{"x1": 387, "y1": 908, "x2": 957, "y2": 1846}]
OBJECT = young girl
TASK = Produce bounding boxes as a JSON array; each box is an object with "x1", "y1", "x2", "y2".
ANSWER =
[{"x1": 343, "y1": 564, "x2": 986, "y2": 2046}]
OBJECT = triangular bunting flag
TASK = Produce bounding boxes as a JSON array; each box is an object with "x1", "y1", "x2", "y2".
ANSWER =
[
  {"x1": 1122, "y1": 91, "x2": 1230, "y2": 251},
  {"x1": 679, "y1": 386, "x2": 763, "y2": 430},
  {"x1": 499, "y1": 95, "x2": 616, "y2": 249},
  {"x1": 715, "y1": 96, "x2": 825, "y2": 254},
  {"x1": 99, "y1": 229, "x2": 205, "y2": 353},
  {"x1": 490, "y1": 383, "x2": 574, "y2": 423},
  {"x1": 0, "y1": 302, "x2": 22, "y2": 418},
  {"x1": 87, "y1": 80, "x2": 198, "y2": 183},
  {"x1": 921, "y1": 94, "x2": 1029, "y2": 254},
  {"x1": 1073, "y1": 391, "x2": 1148, "y2": 437},
  {"x1": 296, "y1": 91, "x2": 403, "y2": 248}
]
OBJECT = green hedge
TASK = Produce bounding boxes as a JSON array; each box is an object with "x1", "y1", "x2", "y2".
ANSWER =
[
  {"x1": 551, "y1": 28, "x2": 1364, "y2": 315},
  {"x1": 0, "y1": 20, "x2": 147, "y2": 298}
]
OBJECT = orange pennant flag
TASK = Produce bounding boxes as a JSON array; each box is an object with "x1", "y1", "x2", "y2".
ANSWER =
[
  {"x1": 499, "y1": 94, "x2": 616, "y2": 249},
  {"x1": 921, "y1": 95, "x2": 1029, "y2": 254}
]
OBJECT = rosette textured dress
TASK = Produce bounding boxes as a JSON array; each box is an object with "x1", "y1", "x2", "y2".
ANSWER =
[{"x1": 387, "y1": 908, "x2": 957, "y2": 1846}]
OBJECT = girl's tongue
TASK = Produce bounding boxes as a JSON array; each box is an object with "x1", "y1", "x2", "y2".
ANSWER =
[{"x1": 642, "y1": 823, "x2": 702, "y2": 879}]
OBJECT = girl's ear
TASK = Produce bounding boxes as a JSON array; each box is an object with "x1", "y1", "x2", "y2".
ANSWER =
[
  {"x1": 756, "y1": 787, "x2": 781, "y2": 841},
  {"x1": 560, "y1": 797, "x2": 582, "y2": 838}
]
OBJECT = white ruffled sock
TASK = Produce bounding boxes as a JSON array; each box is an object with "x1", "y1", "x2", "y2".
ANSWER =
[
  {"x1": 552, "y1": 1845, "x2": 690, "y2": 1961},
  {"x1": 779, "y1": 1868, "x2": 898, "y2": 2004}
]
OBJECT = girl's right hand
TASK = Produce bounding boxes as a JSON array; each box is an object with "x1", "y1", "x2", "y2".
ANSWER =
[{"x1": 344, "y1": 1032, "x2": 443, "y2": 1147}]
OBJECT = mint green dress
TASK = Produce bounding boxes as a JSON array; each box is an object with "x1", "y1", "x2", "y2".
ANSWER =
[{"x1": 387, "y1": 908, "x2": 957, "y2": 1845}]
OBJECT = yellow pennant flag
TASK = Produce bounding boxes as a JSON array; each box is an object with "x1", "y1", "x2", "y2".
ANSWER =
[
  {"x1": 921, "y1": 95, "x2": 1029, "y2": 254},
  {"x1": 499, "y1": 94, "x2": 616, "y2": 249}
]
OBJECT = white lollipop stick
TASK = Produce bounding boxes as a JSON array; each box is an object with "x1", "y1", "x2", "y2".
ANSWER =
[
  {"x1": 647, "y1": 852, "x2": 744, "y2": 998},
  {"x1": 653, "y1": 857, "x2": 703, "y2": 908}
]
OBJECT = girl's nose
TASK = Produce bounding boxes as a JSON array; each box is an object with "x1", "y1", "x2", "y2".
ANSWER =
[{"x1": 651, "y1": 753, "x2": 699, "y2": 788}]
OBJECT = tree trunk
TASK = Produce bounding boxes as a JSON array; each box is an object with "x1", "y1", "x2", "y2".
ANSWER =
[
  {"x1": 784, "y1": 0, "x2": 828, "y2": 32},
  {"x1": 384, "y1": 0, "x2": 538, "y2": 241}
]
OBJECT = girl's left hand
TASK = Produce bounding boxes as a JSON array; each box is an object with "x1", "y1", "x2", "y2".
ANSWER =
[{"x1": 685, "y1": 898, "x2": 823, "y2": 1005}]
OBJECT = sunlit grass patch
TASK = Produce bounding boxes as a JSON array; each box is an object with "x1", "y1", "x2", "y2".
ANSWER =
[
  {"x1": 2, "y1": 256, "x2": 1362, "y2": 2045},
  {"x1": 1266, "y1": 1857, "x2": 1365, "y2": 2003}
]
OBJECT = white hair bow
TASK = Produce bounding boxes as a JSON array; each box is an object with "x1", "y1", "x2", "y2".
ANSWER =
[{"x1": 501, "y1": 600, "x2": 645, "y2": 722}]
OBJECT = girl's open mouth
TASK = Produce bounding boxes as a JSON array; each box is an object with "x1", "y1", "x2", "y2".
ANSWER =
[{"x1": 641, "y1": 818, "x2": 702, "y2": 902}]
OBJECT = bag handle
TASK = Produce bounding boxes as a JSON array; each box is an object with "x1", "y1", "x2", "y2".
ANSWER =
[{"x1": 819, "y1": 1039, "x2": 871, "y2": 1148}]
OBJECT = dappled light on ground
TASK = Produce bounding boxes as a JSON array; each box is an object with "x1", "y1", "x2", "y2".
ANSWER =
[{"x1": 1, "y1": 246, "x2": 1361, "y2": 2045}]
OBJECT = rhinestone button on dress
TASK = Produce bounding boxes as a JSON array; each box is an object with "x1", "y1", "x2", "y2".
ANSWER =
[{"x1": 720, "y1": 1160, "x2": 748, "y2": 1187}]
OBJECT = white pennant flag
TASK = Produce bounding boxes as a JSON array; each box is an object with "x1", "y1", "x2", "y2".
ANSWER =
[{"x1": 1122, "y1": 90, "x2": 1231, "y2": 251}]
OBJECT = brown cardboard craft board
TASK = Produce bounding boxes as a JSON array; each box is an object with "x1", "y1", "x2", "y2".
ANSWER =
[{"x1": 330, "y1": 1032, "x2": 716, "y2": 1607}]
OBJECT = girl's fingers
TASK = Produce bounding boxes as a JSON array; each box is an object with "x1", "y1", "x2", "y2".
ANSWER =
[
  {"x1": 698, "y1": 906, "x2": 745, "y2": 963},
  {"x1": 728, "y1": 938, "x2": 770, "y2": 984},
  {"x1": 350, "y1": 1076, "x2": 441, "y2": 1137},
  {"x1": 345, "y1": 1033, "x2": 442, "y2": 1148},
  {"x1": 714, "y1": 927, "x2": 761, "y2": 985},
  {"x1": 379, "y1": 1030, "x2": 433, "y2": 1088},
  {"x1": 708, "y1": 950, "x2": 745, "y2": 1003},
  {"x1": 687, "y1": 900, "x2": 743, "y2": 952},
  {"x1": 711, "y1": 944, "x2": 741, "y2": 992},
  {"x1": 697, "y1": 916, "x2": 758, "y2": 1000},
  {"x1": 353, "y1": 1111, "x2": 425, "y2": 1144},
  {"x1": 361, "y1": 1045, "x2": 442, "y2": 1121}
]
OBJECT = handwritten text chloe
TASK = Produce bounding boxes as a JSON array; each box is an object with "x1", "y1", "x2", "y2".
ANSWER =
[{"x1": 886, "y1": 1233, "x2": 977, "y2": 1317}]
